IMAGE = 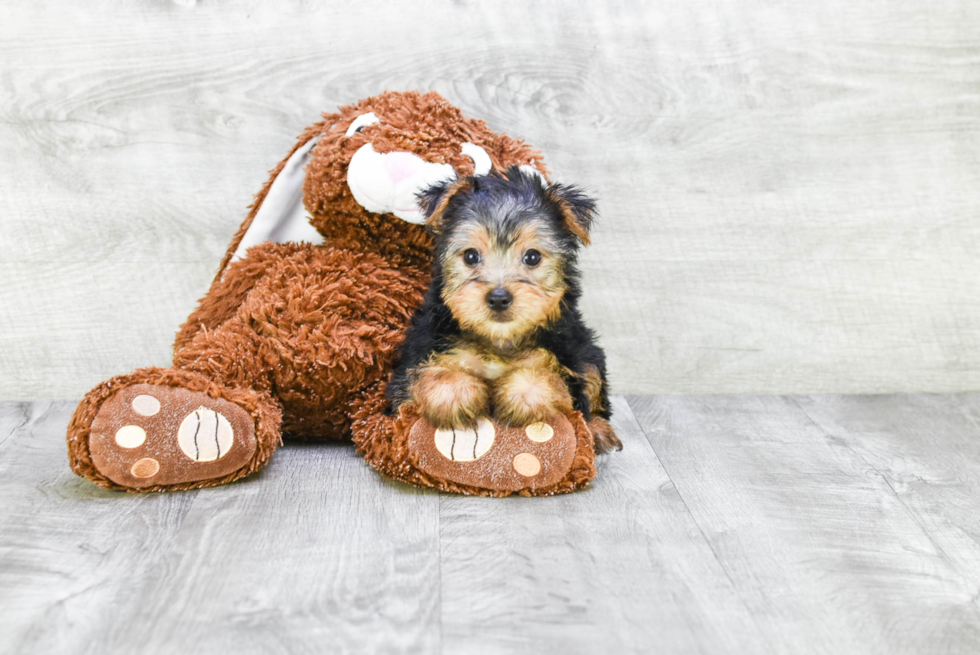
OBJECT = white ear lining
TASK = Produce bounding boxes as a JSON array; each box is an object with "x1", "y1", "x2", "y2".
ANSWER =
[
  {"x1": 461, "y1": 142, "x2": 492, "y2": 175},
  {"x1": 230, "y1": 137, "x2": 325, "y2": 264},
  {"x1": 345, "y1": 112, "x2": 380, "y2": 137},
  {"x1": 231, "y1": 131, "x2": 539, "y2": 263}
]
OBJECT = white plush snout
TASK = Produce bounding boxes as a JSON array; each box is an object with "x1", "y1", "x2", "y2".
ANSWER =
[
  {"x1": 346, "y1": 142, "x2": 494, "y2": 224},
  {"x1": 231, "y1": 132, "x2": 546, "y2": 268}
]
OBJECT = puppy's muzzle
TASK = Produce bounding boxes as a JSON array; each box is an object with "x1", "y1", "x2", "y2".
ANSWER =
[{"x1": 486, "y1": 287, "x2": 513, "y2": 312}]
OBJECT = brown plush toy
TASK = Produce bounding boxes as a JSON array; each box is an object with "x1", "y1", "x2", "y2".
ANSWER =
[{"x1": 66, "y1": 91, "x2": 597, "y2": 497}]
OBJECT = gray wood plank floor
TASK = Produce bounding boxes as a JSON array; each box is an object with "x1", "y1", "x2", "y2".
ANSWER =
[{"x1": 3, "y1": 394, "x2": 980, "y2": 654}]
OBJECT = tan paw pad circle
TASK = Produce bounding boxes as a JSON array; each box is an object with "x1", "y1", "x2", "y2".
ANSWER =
[
  {"x1": 115, "y1": 425, "x2": 147, "y2": 449},
  {"x1": 513, "y1": 452, "x2": 541, "y2": 477},
  {"x1": 131, "y1": 394, "x2": 161, "y2": 416},
  {"x1": 525, "y1": 422, "x2": 554, "y2": 443},
  {"x1": 131, "y1": 458, "x2": 160, "y2": 478},
  {"x1": 178, "y1": 407, "x2": 235, "y2": 462},
  {"x1": 433, "y1": 419, "x2": 496, "y2": 461}
]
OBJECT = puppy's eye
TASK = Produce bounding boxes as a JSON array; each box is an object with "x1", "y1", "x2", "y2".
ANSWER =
[
  {"x1": 522, "y1": 249, "x2": 542, "y2": 267},
  {"x1": 463, "y1": 249, "x2": 482, "y2": 267}
]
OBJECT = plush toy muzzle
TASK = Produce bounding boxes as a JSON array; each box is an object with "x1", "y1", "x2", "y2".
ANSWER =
[{"x1": 345, "y1": 111, "x2": 494, "y2": 224}]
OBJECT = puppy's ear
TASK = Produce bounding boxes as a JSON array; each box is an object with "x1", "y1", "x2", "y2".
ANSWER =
[
  {"x1": 545, "y1": 183, "x2": 597, "y2": 246},
  {"x1": 417, "y1": 178, "x2": 473, "y2": 235}
]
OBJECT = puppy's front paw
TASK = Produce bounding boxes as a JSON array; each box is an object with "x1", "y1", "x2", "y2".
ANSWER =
[
  {"x1": 493, "y1": 367, "x2": 573, "y2": 426},
  {"x1": 411, "y1": 366, "x2": 489, "y2": 430}
]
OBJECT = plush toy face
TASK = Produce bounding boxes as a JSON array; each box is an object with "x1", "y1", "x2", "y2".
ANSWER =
[
  {"x1": 301, "y1": 91, "x2": 546, "y2": 263},
  {"x1": 344, "y1": 111, "x2": 493, "y2": 225}
]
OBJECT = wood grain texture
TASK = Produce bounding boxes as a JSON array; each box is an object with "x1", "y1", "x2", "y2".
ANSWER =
[
  {"x1": 0, "y1": 401, "x2": 440, "y2": 655},
  {"x1": 438, "y1": 397, "x2": 767, "y2": 654},
  {"x1": 790, "y1": 394, "x2": 980, "y2": 599},
  {"x1": 628, "y1": 394, "x2": 980, "y2": 654},
  {"x1": 5, "y1": 394, "x2": 980, "y2": 653},
  {"x1": 2, "y1": 0, "x2": 980, "y2": 399}
]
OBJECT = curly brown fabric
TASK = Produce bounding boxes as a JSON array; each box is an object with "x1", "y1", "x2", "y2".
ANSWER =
[
  {"x1": 66, "y1": 90, "x2": 595, "y2": 496},
  {"x1": 67, "y1": 367, "x2": 282, "y2": 492},
  {"x1": 350, "y1": 382, "x2": 596, "y2": 497}
]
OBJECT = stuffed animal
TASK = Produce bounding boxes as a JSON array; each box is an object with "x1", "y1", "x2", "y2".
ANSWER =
[{"x1": 66, "y1": 91, "x2": 599, "y2": 497}]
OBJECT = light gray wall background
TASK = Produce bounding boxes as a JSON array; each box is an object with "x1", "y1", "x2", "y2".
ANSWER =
[{"x1": 2, "y1": 0, "x2": 978, "y2": 400}]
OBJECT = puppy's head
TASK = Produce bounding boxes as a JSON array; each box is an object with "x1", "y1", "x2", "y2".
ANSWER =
[{"x1": 418, "y1": 166, "x2": 596, "y2": 344}]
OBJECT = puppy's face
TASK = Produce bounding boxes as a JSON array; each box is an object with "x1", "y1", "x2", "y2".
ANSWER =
[
  {"x1": 440, "y1": 213, "x2": 569, "y2": 343},
  {"x1": 423, "y1": 168, "x2": 596, "y2": 346}
]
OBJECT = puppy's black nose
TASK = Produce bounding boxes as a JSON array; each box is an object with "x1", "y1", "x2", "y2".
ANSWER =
[{"x1": 486, "y1": 287, "x2": 513, "y2": 312}]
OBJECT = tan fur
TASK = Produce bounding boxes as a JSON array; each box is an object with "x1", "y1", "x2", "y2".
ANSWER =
[
  {"x1": 440, "y1": 223, "x2": 567, "y2": 349},
  {"x1": 412, "y1": 340, "x2": 572, "y2": 427},
  {"x1": 493, "y1": 366, "x2": 574, "y2": 426},
  {"x1": 424, "y1": 178, "x2": 472, "y2": 234},
  {"x1": 582, "y1": 364, "x2": 605, "y2": 414},
  {"x1": 546, "y1": 190, "x2": 592, "y2": 246},
  {"x1": 410, "y1": 364, "x2": 489, "y2": 429}
]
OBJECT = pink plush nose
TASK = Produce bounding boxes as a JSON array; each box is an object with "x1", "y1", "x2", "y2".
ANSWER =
[{"x1": 382, "y1": 151, "x2": 424, "y2": 183}]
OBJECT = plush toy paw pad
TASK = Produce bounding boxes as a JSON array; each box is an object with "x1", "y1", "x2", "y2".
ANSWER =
[
  {"x1": 114, "y1": 424, "x2": 147, "y2": 448},
  {"x1": 131, "y1": 457, "x2": 161, "y2": 478},
  {"x1": 177, "y1": 408, "x2": 235, "y2": 462},
  {"x1": 408, "y1": 414, "x2": 577, "y2": 493},
  {"x1": 88, "y1": 384, "x2": 257, "y2": 489},
  {"x1": 524, "y1": 422, "x2": 554, "y2": 443},
  {"x1": 512, "y1": 452, "x2": 542, "y2": 477},
  {"x1": 432, "y1": 419, "x2": 496, "y2": 461},
  {"x1": 131, "y1": 394, "x2": 161, "y2": 416}
]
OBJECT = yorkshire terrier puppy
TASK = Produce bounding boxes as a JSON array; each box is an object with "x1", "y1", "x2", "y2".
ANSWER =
[{"x1": 385, "y1": 167, "x2": 621, "y2": 454}]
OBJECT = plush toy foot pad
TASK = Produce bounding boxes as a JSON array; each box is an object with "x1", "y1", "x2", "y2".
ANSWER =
[
  {"x1": 408, "y1": 414, "x2": 577, "y2": 493},
  {"x1": 87, "y1": 384, "x2": 257, "y2": 489}
]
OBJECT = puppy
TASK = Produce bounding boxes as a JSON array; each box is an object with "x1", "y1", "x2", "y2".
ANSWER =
[{"x1": 386, "y1": 166, "x2": 621, "y2": 454}]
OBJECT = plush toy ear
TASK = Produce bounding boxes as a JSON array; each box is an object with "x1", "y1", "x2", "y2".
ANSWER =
[
  {"x1": 417, "y1": 177, "x2": 473, "y2": 235},
  {"x1": 544, "y1": 183, "x2": 597, "y2": 246}
]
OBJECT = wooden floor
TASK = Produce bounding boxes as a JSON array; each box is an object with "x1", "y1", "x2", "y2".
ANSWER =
[{"x1": 3, "y1": 394, "x2": 980, "y2": 654}]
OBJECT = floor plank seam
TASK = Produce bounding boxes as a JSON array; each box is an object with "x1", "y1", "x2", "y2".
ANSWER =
[
  {"x1": 622, "y1": 397, "x2": 775, "y2": 653},
  {"x1": 436, "y1": 493, "x2": 445, "y2": 655},
  {"x1": 787, "y1": 396, "x2": 973, "y2": 592},
  {"x1": 0, "y1": 402, "x2": 33, "y2": 448}
]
